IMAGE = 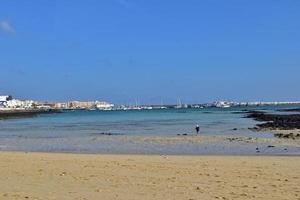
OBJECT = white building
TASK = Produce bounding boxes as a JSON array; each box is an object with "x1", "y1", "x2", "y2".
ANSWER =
[
  {"x1": 0, "y1": 95, "x2": 12, "y2": 108},
  {"x1": 0, "y1": 95, "x2": 34, "y2": 109},
  {"x1": 0, "y1": 95, "x2": 12, "y2": 101},
  {"x1": 6, "y1": 99, "x2": 34, "y2": 109},
  {"x1": 95, "y1": 101, "x2": 114, "y2": 110},
  {"x1": 214, "y1": 101, "x2": 232, "y2": 108}
]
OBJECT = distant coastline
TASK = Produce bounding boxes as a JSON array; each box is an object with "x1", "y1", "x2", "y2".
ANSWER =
[
  {"x1": 1, "y1": 94, "x2": 300, "y2": 111},
  {"x1": 0, "y1": 109, "x2": 62, "y2": 120}
]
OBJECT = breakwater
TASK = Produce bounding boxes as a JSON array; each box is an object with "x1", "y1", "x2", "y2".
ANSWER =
[{"x1": 0, "y1": 109, "x2": 62, "y2": 120}]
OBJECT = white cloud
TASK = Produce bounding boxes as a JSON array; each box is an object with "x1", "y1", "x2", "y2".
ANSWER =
[{"x1": 0, "y1": 20, "x2": 15, "y2": 34}]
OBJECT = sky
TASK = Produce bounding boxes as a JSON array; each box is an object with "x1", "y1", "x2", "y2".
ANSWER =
[{"x1": 0, "y1": 0, "x2": 300, "y2": 104}]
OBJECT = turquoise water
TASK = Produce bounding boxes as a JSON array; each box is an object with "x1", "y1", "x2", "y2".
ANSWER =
[
  {"x1": 1, "y1": 105, "x2": 298, "y2": 138},
  {"x1": 0, "y1": 107, "x2": 262, "y2": 138},
  {"x1": 0, "y1": 105, "x2": 299, "y2": 154}
]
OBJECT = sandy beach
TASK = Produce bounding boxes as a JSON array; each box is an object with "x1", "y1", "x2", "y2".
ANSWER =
[{"x1": 0, "y1": 152, "x2": 299, "y2": 200}]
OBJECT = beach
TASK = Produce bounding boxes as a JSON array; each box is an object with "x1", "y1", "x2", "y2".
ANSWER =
[
  {"x1": 0, "y1": 152, "x2": 299, "y2": 200},
  {"x1": 0, "y1": 107, "x2": 299, "y2": 199},
  {"x1": 2, "y1": 0, "x2": 300, "y2": 199}
]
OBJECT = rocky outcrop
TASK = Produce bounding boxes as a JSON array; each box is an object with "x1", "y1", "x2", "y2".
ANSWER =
[
  {"x1": 277, "y1": 108, "x2": 300, "y2": 112},
  {"x1": 274, "y1": 132, "x2": 300, "y2": 139},
  {"x1": 245, "y1": 110, "x2": 300, "y2": 130}
]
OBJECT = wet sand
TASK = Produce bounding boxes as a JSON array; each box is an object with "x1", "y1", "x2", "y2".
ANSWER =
[
  {"x1": 0, "y1": 152, "x2": 299, "y2": 200},
  {"x1": 1, "y1": 134, "x2": 300, "y2": 155}
]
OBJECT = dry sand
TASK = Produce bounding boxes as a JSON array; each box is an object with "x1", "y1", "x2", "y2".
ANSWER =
[{"x1": 0, "y1": 152, "x2": 299, "y2": 200}]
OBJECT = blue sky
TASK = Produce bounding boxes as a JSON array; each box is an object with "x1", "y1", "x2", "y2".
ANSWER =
[{"x1": 0, "y1": 0, "x2": 299, "y2": 104}]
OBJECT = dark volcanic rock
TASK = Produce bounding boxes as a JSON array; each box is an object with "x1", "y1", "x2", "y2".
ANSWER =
[
  {"x1": 231, "y1": 111, "x2": 244, "y2": 114},
  {"x1": 277, "y1": 108, "x2": 300, "y2": 112},
  {"x1": 0, "y1": 109, "x2": 62, "y2": 120},
  {"x1": 274, "y1": 133, "x2": 300, "y2": 139},
  {"x1": 246, "y1": 110, "x2": 300, "y2": 130},
  {"x1": 90, "y1": 132, "x2": 122, "y2": 136}
]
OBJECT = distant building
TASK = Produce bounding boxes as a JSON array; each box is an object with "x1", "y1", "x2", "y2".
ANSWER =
[
  {"x1": 68, "y1": 101, "x2": 96, "y2": 109},
  {"x1": 53, "y1": 102, "x2": 68, "y2": 109},
  {"x1": 0, "y1": 96, "x2": 34, "y2": 109},
  {"x1": 0, "y1": 95, "x2": 13, "y2": 108},
  {"x1": 213, "y1": 101, "x2": 232, "y2": 108},
  {"x1": 66, "y1": 101, "x2": 114, "y2": 110},
  {"x1": 95, "y1": 101, "x2": 114, "y2": 110},
  {"x1": 32, "y1": 102, "x2": 68, "y2": 109},
  {"x1": 32, "y1": 102, "x2": 55, "y2": 109},
  {"x1": 0, "y1": 95, "x2": 116, "y2": 110},
  {"x1": 0, "y1": 95, "x2": 12, "y2": 102},
  {"x1": 6, "y1": 99, "x2": 33, "y2": 109}
]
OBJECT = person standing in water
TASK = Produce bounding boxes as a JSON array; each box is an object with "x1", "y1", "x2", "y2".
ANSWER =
[{"x1": 195, "y1": 125, "x2": 200, "y2": 134}]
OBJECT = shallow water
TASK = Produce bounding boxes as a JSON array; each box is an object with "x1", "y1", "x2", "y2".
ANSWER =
[{"x1": 0, "y1": 105, "x2": 299, "y2": 154}]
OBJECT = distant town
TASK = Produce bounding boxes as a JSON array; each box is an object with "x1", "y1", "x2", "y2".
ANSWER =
[
  {"x1": 1, "y1": 95, "x2": 300, "y2": 111},
  {"x1": 0, "y1": 95, "x2": 114, "y2": 111}
]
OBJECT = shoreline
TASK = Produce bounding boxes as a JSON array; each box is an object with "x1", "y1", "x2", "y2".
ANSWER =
[
  {"x1": 0, "y1": 151, "x2": 299, "y2": 200},
  {"x1": 1, "y1": 134, "x2": 299, "y2": 155},
  {"x1": 1, "y1": 149, "x2": 300, "y2": 157}
]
